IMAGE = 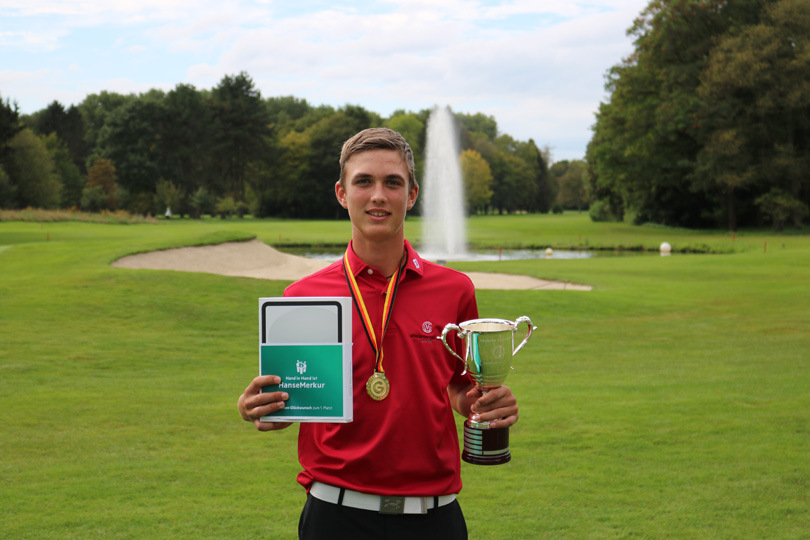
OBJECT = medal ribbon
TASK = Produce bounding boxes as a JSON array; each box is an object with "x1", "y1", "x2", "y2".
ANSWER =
[{"x1": 343, "y1": 248, "x2": 407, "y2": 375}]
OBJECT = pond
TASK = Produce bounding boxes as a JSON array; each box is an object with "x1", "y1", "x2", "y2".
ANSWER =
[{"x1": 278, "y1": 246, "x2": 661, "y2": 262}]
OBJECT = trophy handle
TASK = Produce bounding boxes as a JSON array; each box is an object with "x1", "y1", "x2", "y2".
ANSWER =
[
  {"x1": 440, "y1": 323, "x2": 467, "y2": 374},
  {"x1": 512, "y1": 316, "x2": 536, "y2": 356}
]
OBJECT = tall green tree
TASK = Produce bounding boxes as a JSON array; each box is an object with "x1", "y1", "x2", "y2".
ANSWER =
[
  {"x1": 695, "y1": 0, "x2": 810, "y2": 230},
  {"x1": 463, "y1": 131, "x2": 504, "y2": 212},
  {"x1": 0, "y1": 95, "x2": 21, "y2": 166},
  {"x1": 387, "y1": 112, "x2": 425, "y2": 179},
  {"x1": 0, "y1": 95, "x2": 22, "y2": 207},
  {"x1": 552, "y1": 160, "x2": 590, "y2": 211},
  {"x1": 94, "y1": 98, "x2": 164, "y2": 204},
  {"x1": 515, "y1": 139, "x2": 552, "y2": 213},
  {"x1": 458, "y1": 115, "x2": 544, "y2": 214},
  {"x1": 209, "y1": 72, "x2": 271, "y2": 201},
  {"x1": 4, "y1": 129, "x2": 62, "y2": 208},
  {"x1": 488, "y1": 135, "x2": 536, "y2": 214},
  {"x1": 160, "y1": 84, "x2": 215, "y2": 200},
  {"x1": 26, "y1": 101, "x2": 89, "y2": 172},
  {"x1": 250, "y1": 129, "x2": 311, "y2": 218},
  {"x1": 42, "y1": 133, "x2": 84, "y2": 207},
  {"x1": 266, "y1": 96, "x2": 313, "y2": 128},
  {"x1": 79, "y1": 91, "x2": 134, "y2": 169},
  {"x1": 457, "y1": 112, "x2": 499, "y2": 142},
  {"x1": 588, "y1": 0, "x2": 768, "y2": 227},
  {"x1": 459, "y1": 149, "x2": 494, "y2": 213}
]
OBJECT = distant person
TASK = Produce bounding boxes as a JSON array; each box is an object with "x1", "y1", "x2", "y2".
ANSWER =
[{"x1": 238, "y1": 127, "x2": 519, "y2": 540}]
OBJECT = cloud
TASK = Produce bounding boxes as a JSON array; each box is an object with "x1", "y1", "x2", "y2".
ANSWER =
[
  {"x1": 0, "y1": 29, "x2": 67, "y2": 52},
  {"x1": 0, "y1": 0, "x2": 649, "y2": 158},
  {"x1": 0, "y1": 68, "x2": 51, "y2": 85},
  {"x1": 0, "y1": 0, "x2": 203, "y2": 19},
  {"x1": 180, "y1": 2, "x2": 642, "y2": 159},
  {"x1": 0, "y1": 69, "x2": 75, "y2": 109}
]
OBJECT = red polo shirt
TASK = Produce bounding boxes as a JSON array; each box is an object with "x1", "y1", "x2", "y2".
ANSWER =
[{"x1": 283, "y1": 240, "x2": 478, "y2": 497}]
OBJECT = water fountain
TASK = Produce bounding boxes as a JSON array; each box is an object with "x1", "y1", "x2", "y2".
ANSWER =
[{"x1": 421, "y1": 105, "x2": 468, "y2": 259}]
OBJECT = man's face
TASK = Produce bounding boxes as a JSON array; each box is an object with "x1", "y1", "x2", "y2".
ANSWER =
[{"x1": 335, "y1": 149, "x2": 418, "y2": 246}]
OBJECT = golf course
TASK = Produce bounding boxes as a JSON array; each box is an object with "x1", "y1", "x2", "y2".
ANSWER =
[{"x1": 1, "y1": 212, "x2": 808, "y2": 539}]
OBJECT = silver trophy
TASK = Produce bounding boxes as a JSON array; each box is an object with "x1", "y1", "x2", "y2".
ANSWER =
[{"x1": 441, "y1": 317, "x2": 535, "y2": 465}]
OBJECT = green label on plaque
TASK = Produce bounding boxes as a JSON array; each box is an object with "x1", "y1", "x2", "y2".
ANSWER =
[{"x1": 260, "y1": 344, "x2": 344, "y2": 418}]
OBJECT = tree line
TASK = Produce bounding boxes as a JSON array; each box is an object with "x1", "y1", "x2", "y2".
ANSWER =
[
  {"x1": 1, "y1": 73, "x2": 588, "y2": 220},
  {"x1": 4, "y1": 1, "x2": 806, "y2": 230},
  {"x1": 587, "y1": 0, "x2": 810, "y2": 230}
]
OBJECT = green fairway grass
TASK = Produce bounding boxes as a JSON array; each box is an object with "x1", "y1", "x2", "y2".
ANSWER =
[{"x1": 1, "y1": 213, "x2": 808, "y2": 539}]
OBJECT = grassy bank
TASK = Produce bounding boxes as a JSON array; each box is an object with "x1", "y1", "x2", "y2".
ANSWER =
[{"x1": 1, "y1": 215, "x2": 808, "y2": 539}]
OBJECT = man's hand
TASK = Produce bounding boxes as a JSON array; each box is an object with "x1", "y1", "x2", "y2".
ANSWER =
[
  {"x1": 238, "y1": 375, "x2": 293, "y2": 432},
  {"x1": 468, "y1": 385, "x2": 518, "y2": 429},
  {"x1": 448, "y1": 383, "x2": 519, "y2": 429}
]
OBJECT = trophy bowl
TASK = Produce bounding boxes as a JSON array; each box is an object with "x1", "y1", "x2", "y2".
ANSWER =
[{"x1": 441, "y1": 316, "x2": 535, "y2": 465}]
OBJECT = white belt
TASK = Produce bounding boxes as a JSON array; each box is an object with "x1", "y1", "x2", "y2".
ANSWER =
[{"x1": 309, "y1": 481, "x2": 457, "y2": 515}]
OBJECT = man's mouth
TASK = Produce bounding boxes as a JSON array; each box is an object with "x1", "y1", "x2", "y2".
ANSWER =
[{"x1": 367, "y1": 211, "x2": 390, "y2": 217}]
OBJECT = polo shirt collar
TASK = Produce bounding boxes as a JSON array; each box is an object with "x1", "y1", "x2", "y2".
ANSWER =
[
  {"x1": 402, "y1": 239, "x2": 425, "y2": 278},
  {"x1": 344, "y1": 239, "x2": 426, "y2": 279}
]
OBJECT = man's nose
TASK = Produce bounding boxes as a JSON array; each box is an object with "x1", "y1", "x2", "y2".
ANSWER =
[{"x1": 370, "y1": 181, "x2": 387, "y2": 202}]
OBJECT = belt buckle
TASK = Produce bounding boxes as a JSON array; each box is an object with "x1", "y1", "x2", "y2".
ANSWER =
[{"x1": 379, "y1": 496, "x2": 406, "y2": 514}]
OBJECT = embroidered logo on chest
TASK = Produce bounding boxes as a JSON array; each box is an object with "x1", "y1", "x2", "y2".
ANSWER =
[{"x1": 410, "y1": 321, "x2": 436, "y2": 343}]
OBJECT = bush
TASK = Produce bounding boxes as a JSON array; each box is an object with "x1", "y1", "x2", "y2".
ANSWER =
[
  {"x1": 125, "y1": 191, "x2": 155, "y2": 216},
  {"x1": 215, "y1": 196, "x2": 237, "y2": 219},
  {"x1": 0, "y1": 165, "x2": 17, "y2": 208},
  {"x1": 755, "y1": 189, "x2": 809, "y2": 231},
  {"x1": 589, "y1": 199, "x2": 614, "y2": 222},
  {"x1": 85, "y1": 158, "x2": 119, "y2": 210},
  {"x1": 155, "y1": 180, "x2": 184, "y2": 218},
  {"x1": 0, "y1": 207, "x2": 157, "y2": 223},
  {"x1": 189, "y1": 187, "x2": 215, "y2": 219},
  {"x1": 80, "y1": 185, "x2": 108, "y2": 213}
]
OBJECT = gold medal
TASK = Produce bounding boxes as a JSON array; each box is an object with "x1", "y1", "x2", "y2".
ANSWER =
[
  {"x1": 366, "y1": 372, "x2": 390, "y2": 401},
  {"x1": 345, "y1": 247, "x2": 406, "y2": 404}
]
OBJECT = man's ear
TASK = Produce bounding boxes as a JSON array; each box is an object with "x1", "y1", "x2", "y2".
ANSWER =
[
  {"x1": 335, "y1": 180, "x2": 348, "y2": 209},
  {"x1": 406, "y1": 184, "x2": 419, "y2": 210}
]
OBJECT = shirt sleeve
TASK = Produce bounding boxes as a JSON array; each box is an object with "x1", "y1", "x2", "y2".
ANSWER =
[{"x1": 449, "y1": 279, "x2": 479, "y2": 387}]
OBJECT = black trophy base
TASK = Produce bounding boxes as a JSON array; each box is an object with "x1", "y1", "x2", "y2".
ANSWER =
[{"x1": 462, "y1": 420, "x2": 511, "y2": 465}]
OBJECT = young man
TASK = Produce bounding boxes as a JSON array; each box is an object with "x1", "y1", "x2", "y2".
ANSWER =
[{"x1": 238, "y1": 128, "x2": 519, "y2": 540}]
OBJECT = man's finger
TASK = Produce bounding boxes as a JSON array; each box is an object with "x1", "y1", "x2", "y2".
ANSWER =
[{"x1": 247, "y1": 375, "x2": 282, "y2": 394}]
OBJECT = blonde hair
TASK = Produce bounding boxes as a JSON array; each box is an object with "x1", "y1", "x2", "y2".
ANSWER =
[{"x1": 339, "y1": 128, "x2": 417, "y2": 190}]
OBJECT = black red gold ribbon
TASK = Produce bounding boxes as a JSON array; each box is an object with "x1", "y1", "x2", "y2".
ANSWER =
[{"x1": 343, "y1": 247, "x2": 406, "y2": 385}]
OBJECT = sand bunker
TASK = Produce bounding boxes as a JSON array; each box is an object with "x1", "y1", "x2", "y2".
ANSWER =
[{"x1": 111, "y1": 240, "x2": 591, "y2": 291}]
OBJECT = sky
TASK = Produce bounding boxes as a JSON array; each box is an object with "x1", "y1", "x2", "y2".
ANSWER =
[{"x1": 0, "y1": 0, "x2": 649, "y2": 161}]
